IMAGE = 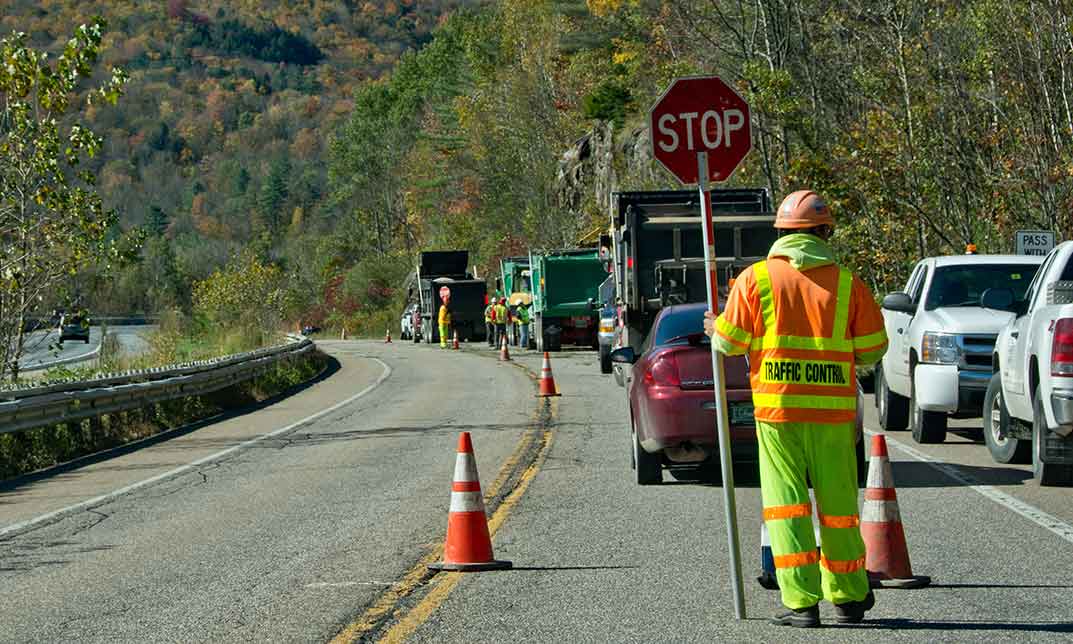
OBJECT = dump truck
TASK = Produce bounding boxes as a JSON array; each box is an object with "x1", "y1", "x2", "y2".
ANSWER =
[
  {"x1": 498, "y1": 256, "x2": 532, "y2": 306},
  {"x1": 529, "y1": 249, "x2": 610, "y2": 351},
  {"x1": 609, "y1": 189, "x2": 775, "y2": 384},
  {"x1": 404, "y1": 250, "x2": 488, "y2": 344}
]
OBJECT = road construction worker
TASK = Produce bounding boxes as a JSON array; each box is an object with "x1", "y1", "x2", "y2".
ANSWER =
[
  {"x1": 493, "y1": 297, "x2": 509, "y2": 349},
  {"x1": 438, "y1": 302, "x2": 452, "y2": 349},
  {"x1": 704, "y1": 190, "x2": 887, "y2": 628},
  {"x1": 485, "y1": 299, "x2": 496, "y2": 347},
  {"x1": 516, "y1": 301, "x2": 530, "y2": 349}
]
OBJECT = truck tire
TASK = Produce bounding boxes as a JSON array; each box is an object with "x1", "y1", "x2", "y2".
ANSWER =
[
  {"x1": 877, "y1": 366, "x2": 909, "y2": 432},
  {"x1": 910, "y1": 376, "x2": 947, "y2": 444},
  {"x1": 534, "y1": 314, "x2": 544, "y2": 352},
  {"x1": 632, "y1": 418, "x2": 662, "y2": 485},
  {"x1": 1032, "y1": 386, "x2": 1073, "y2": 486},
  {"x1": 599, "y1": 344, "x2": 612, "y2": 374},
  {"x1": 984, "y1": 373, "x2": 1029, "y2": 464}
]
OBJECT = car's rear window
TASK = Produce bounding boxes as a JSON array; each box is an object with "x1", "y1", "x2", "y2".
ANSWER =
[
  {"x1": 924, "y1": 264, "x2": 1036, "y2": 310},
  {"x1": 653, "y1": 307, "x2": 709, "y2": 345}
]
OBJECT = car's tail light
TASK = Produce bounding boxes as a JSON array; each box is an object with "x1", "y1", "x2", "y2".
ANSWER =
[
  {"x1": 644, "y1": 352, "x2": 681, "y2": 386},
  {"x1": 1052, "y1": 318, "x2": 1073, "y2": 376}
]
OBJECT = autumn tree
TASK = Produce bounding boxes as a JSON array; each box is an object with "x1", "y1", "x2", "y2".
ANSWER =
[{"x1": 0, "y1": 19, "x2": 128, "y2": 380}]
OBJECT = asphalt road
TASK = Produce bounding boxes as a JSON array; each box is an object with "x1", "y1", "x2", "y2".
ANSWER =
[
  {"x1": 17, "y1": 325, "x2": 153, "y2": 371},
  {"x1": 0, "y1": 340, "x2": 535, "y2": 642},
  {"x1": 2, "y1": 340, "x2": 1072, "y2": 642}
]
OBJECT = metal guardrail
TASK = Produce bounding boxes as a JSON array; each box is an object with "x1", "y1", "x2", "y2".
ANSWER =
[{"x1": 0, "y1": 336, "x2": 315, "y2": 435}]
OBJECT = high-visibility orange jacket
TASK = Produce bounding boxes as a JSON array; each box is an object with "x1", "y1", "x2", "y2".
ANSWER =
[{"x1": 712, "y1": 234, "x2": 887, "y2": 425}]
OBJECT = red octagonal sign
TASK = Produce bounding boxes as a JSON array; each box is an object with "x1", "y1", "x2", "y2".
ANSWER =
[{"x1": 649, "y1": 76, "x2": 752, "y2": 185}]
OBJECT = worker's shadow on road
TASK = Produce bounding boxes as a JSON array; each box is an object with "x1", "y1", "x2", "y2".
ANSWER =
[
  {"x1": 843, "y1": 619, "x2": 1073, "y2": 633},
  {"x1": 889, "y1": 460, "x2": 1033, "y2": 487}
]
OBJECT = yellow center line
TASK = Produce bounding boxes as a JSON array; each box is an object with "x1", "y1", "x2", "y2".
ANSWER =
[
  {"x1": 380, "y1": 403, "x2": 556, "y2": 644},
  {"x1": 330, "y1": 358, "x2": 556, "y2": 644}
]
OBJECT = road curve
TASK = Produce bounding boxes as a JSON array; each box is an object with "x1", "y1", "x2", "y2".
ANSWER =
[{"x1": 0, "y1": 341, "x2": 536, "y2": 642}]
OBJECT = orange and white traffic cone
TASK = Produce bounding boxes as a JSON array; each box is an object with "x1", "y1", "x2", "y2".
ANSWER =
[
  {"x1": 453, "y1": 330, "x2": 460, "y2": 350},
  {"x1": 862, "y1": 434, "x2": 930, "y2": 588},
  {"x1": 384, "y1": 328, "x2": 392, "y2": 344},
  {"x1": 428, "y1": 432, "x2": 512, "y2": 572},
  {"x1": 537, "y1": 351, "x2": 561, "y2": 397},
  {"x1": 499, "y1": 335, "x2": 511, "y2": 361}
]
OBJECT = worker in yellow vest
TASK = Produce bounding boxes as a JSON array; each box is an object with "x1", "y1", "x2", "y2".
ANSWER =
[
  {"x1": 493, "y1": 298, "x2": 509, "y2": 349},
  {"x1": 438, "y1": 302, "x2": 452, "y2": 349},
  {"x1": 705, "y1": 190, "x2": 888, "y2": 628}
]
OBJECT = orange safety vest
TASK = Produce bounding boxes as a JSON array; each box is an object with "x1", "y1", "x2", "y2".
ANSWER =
[{"x1": 714, "y1": 259, "x2": 887, "y2": 424}]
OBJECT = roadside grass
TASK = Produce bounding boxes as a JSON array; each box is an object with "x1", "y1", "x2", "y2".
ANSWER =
[{"x1": 0, "y1": 350, "x2": 327, "y2": 482}]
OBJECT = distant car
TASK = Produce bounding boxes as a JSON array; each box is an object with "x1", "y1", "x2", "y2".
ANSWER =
[
  {"x1": 597, "y1": 275, "x2": 616, "y2": 374},
  {"x1": 58, "y1": 313, "x2": 90, "y2": 344},
  {"x1": 301, "y1": 325, "x2": 321, "y2": 336},
  {"x1": 613, "y1": 302, "x2": 866, "y2": 485}
]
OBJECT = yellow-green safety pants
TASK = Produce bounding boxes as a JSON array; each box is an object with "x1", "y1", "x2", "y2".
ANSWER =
[
  {"x1": 757, "y1": 420, "x2": 868, "y2": 609},
  {"x1": 439, "y1": 324, "x2": 449, "y2": 348}
]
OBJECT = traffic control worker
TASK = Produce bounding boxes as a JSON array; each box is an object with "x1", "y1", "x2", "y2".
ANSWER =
[
  {"x1": 704, "y1": 190, "x2": 888, "y2": 628},
  {"x1": 438, "y1": 301, "x2": 452, "y2": 349}
]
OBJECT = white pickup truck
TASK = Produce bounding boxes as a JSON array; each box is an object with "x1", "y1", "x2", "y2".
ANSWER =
[
  {"x1": 984, "y1": 241, "x2": 1073, "y2": 485},
  {"x1": 875, "y1": 254, "x2": 1044, "y2": 444}
]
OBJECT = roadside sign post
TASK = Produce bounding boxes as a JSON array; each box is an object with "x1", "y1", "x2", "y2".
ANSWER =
[
  {"x1": 650, "y1": 76, "x2": 751, "y2": 620},
  {"x1": 1015, "y1": 230, "x2": 1056, "y2": 256}
]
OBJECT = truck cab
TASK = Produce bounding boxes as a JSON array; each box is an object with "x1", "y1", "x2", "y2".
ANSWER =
[
  {"x1": 987, "y1": 241, "x2": 1073, "y2": 484},
  {"x1": 876, "y1": 254, "x2": 1044, "y2": 444}
]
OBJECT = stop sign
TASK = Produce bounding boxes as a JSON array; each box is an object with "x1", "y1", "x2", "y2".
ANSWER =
[
  {"x1": 439, "y1": 286, "x2": 451, "y2": 303},
  {"x1": 649, "y1": 76, "x2": 752, "y2": 185}
]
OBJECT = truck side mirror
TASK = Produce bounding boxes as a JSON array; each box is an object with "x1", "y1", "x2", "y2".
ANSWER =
[
  {"x1": 610, "y1": 347, "x2": 637, "y2": 364},
  {"x1": 587, "y1": 297, "x2": 596, "y2": 310},
  {"x1": 981, "y1": 288, "x2": 1015, "y2": 312},
  {"x1": 881, "y1": 292, "x2": 915, "y2": 314}
]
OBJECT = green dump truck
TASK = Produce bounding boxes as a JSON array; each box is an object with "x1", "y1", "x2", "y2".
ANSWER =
[
  {"x1": 498, "y1": 256, "x2": 532, "y2": 306},
  {"x1": 529, "y1": 249, "x2": 610, "y2": 352}
]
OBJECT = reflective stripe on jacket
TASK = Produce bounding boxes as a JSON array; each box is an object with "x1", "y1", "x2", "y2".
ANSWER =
[
  {"x1": 484, "y1": 305, "x2": 494, "y2": 323},
  {"x1": 494, "y1": 304, "x2": 508, "y2": 323},
  {"x1": 712, "y1": 239, "x2": 888, "y2": 424},
  {"x1": 438, "y1": 305, "x2": 451, "y2": 326}
]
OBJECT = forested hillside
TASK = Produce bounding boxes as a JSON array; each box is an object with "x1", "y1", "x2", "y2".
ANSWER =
[
  {"x1": 8, "y1": 0, "x2": 1073, "y2": 341},
  {"x1": 0, "y1": 0, "x2": 476, "y2": 318}
]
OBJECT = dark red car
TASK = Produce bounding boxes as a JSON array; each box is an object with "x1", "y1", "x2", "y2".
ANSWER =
[{"x1": 612, "y1": 303, "x2": 865, "y2": 485}]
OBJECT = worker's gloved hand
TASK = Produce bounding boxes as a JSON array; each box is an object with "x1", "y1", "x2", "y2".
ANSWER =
[{"x1": 703, "y1": 310, "x2": 716, "y2": 338}]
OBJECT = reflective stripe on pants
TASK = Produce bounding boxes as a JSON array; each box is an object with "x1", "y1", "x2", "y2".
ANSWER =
[{"x1": 758, "y1": 419, "x2": 869, "y2": 609}]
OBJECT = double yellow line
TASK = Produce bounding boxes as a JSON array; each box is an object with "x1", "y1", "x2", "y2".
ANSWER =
[{"x1": 331, "y1": 371, "x2": 557, "y2": 643}]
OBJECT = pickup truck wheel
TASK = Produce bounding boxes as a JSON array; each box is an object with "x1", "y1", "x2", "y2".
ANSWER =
[
  {"x1": 599, "y1": 345, "x2": 612, "y2": 374},
  {"x1": 983, "y1": 373, "x2": 1030, "y2": 464},
  {"x1": 1032, "y1": 386, "x2": 1073, "y2": 486},
  {"x1": 877, "y1": 366, "x2": 909, "y2": 431},
  {"x1": 632, "y1": 419, "x2": 662, "y2": 485},
  {"x1": 910, "y1": 378, "x2": 947, "y2": 444}
]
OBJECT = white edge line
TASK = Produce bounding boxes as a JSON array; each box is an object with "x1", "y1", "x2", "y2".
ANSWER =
[
  {"x1": 867, "y1": 429, "x2": 1073, "y2": 545},
  {"x1": 0, "y1": 356, "x2": 393, "y2": 539}
]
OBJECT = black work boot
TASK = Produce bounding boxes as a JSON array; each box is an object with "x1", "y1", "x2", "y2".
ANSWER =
[
  {"x1": 769, "y1": 604, "x2": 820, "y2": 628},
  {"x1": 834, "y1": 590, "x2": 875, "y2": 624}
]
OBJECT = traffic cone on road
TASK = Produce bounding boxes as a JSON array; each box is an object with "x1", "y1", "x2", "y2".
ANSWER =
[
  {"x1": 862, "y1": 434, "x2": 931, "y2": 588},
  {"x1": 453, "y1": 330, "x2": 460, "y2": 350},
  {"x1": 499, "y1": 335, "x2": 511, "y2": 361},
  {"x1": 537, "y1": 352, "x2": 561, "y2": 397},
  {"x1": 428, "y1": 432, "x2": 512, "y2": 572},
  {"x1": 384, "y1": 328, "x2": 392, "y2": 343}
]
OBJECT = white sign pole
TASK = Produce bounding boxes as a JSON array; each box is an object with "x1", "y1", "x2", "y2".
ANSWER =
[{"x1": 697, "y1": 152, "x2": 746, "y2": 620}]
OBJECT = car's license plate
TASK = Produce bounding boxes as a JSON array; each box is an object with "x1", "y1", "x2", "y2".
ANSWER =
[{"x1": 729, "y1": 402, "x2": 755, "y2": 425}]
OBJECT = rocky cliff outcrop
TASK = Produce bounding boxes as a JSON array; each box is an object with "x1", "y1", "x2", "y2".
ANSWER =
[{"x1": 556, "y1": 120, "x2": 660, "y2": 218}]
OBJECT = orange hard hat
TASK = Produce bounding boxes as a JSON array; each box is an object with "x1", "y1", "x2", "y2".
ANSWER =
[{"x1": 775, "y1": 190, "x2": 835, "y2": 229}]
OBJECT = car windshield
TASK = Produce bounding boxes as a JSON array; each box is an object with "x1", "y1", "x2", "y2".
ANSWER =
[
  {"x1": 924, "y1": 264, "x2": 1035, "y2": 310},
  {"x1": 652, "y1": 307, "x2": 709, "y2": 346}
]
